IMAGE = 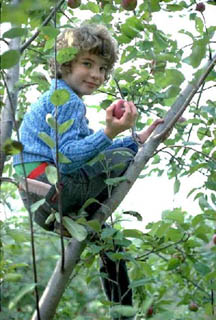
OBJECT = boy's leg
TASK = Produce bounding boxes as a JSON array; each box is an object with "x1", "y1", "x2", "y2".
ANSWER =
[
  {"x1": 81, "y1": 147, "x2": 135, "y2": 215},
  {"x1": 100, "y1": 250, "x2": 132, "y2": 306},
  {"x1": 19, "y1": 168, "x2": 89, "y2": 230},
  {"x1": 19, "y1": 147, "x2": 135, "y2": 230},
  {"x1": 45, "y1": 147, "x2": 135, "y2": 218},
  {"x1": 99, "y1": 224, "x2": 134, "y2": 320}
]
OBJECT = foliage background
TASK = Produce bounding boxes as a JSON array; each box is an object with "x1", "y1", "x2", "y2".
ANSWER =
[{"x1": 1, "y1": 0, "x2": 216, "y2": 319}]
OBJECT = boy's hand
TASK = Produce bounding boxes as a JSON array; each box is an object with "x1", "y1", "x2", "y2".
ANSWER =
[
  {"x1": 136, "y1": 119, "x2": 164, "y2": 144},
  {"x1": 104, "y1": 100, "x2": 138, "y2": 139}
]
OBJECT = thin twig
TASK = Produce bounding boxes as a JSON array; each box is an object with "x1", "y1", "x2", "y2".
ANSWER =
[
  {"x1": 155, "y1": 144, "x2": 216, "y2": 163},
  {"x1": 53, "y1": 8, "x2": 65, "y2": 272},
  {"x1": 20, "y1": 0, "x2": 65, "y2": 53}
]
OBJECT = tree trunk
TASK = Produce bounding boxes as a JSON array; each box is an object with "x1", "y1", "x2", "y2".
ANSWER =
[
  {"x1": 0, "y1": 35, "x2": 20, "y2": 178},
  {"x1": 31, "y1": 53, "x2": 216, "y2": 320}
]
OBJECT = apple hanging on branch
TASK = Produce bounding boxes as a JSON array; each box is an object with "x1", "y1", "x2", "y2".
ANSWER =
[
  {"x1": 195, "y1": 2, "x2": 206, "y2": 12},
  {"x1": 121, "y1": 0, "x2": 137, "y2": 11},
  {"x1": 112, "y1": 99, "x2": 126, "y2": 119},
  {"x1": 188, "y1": 301, "x2": 199, "y2": 312},
  {"x1": 146, "y1": 306, "x2": 154, "y2": 318},
  {"x1": 67, "y1": 0, "x2": 81, "y2": 9}
]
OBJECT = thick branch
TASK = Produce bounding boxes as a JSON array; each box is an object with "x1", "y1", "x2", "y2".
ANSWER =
[{"x1": 32, "y1": 52, "x2": 216, "y2": 320}]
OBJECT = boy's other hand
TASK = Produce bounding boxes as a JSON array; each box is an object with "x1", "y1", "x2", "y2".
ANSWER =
[
  {"x1": 136, "y1": 119, "x2": 164, "y2": 144},
  {"x1": 104, "y1": 100, "x2": 138, "y2": 139}
]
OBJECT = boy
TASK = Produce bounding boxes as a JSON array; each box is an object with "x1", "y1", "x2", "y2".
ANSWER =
[{"x1": 13, "y1": 24, "x2": 163, "y2": 319}]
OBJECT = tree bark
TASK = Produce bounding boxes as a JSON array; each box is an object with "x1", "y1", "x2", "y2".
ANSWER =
[
  {"x1": 0, "y1": 35, "x2": 21, "y2": 178},
  {"x1": 31, "y1": 53, "x2": 216, "y2": 320}
]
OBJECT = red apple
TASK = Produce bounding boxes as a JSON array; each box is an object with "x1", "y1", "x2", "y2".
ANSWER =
[
  {"x1": 67, "y1": 0, "x2": 81, "y2": 9},
  {"x1": 213, "y1": 234, "x2": 216, "y2": 245},
  {"x1": 196, "y1": 2, "x2": 205, "y2": 12},
  {"x1": 146, "y1": 306, "x2": 154, "y2": 318},
  {"x1": 177, "y1": 116, "x2": 187, "y2": 123},
  {"x1": 113, "y1": 100, "x2": 125, "y2": 119},
  {"x1": 188, "y1": 302, "x2": 199, "y2": 312},
  {"x1": 121, "y1": 0, "x2": 137, "y2": 11}
]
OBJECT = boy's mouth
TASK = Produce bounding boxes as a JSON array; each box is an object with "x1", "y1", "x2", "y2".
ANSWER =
[{"x1": 85, "y1": 81, "x2": 97, "y2": 88}]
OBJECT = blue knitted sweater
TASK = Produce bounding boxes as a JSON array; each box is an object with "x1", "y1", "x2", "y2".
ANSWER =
[{"x1": 13, "y1": 79, "x2": 138, "y2": 174}]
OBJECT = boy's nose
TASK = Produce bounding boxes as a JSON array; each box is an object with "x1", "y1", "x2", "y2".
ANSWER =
[{"x1": 90, "y1": 67, "x2": 101, "y2": 79}]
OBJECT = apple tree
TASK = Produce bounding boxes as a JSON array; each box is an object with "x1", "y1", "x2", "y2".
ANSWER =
[{"x1": 0, "y1": 0, "x2": 216, "y2": 319}]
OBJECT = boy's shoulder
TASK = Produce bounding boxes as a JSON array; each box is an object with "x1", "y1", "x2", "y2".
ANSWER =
[{"x1": 49, "y1": 79, "x2": 83, "y2": 103}]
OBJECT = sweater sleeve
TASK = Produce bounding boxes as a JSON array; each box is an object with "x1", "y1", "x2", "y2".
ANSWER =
[{"x1": 107, "y1": 136, "x2": 139, "y2": 154}]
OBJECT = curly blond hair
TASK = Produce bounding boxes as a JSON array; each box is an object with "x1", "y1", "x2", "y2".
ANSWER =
[{"x1": 49, "y1": 24, "x2": 119, "y2": 80}]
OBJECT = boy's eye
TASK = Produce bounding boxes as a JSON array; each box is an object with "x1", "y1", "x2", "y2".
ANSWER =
[{"x1": 83, "y1": 61, "x2": 91, "y2": 67}]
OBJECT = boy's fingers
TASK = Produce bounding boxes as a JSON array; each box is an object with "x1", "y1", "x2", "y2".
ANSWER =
[{"x1": 151, "y1": 118, "x2": 164, "y2": 127}]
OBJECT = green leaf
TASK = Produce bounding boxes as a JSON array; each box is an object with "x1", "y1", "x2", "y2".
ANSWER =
[
  {"x1": 78, "y1": 198, "x2": 100, "y2": 213},
  {"x1": 46, "y1": 113, "x2": 57, "y2": 130},
  {"x1": 162, "y1": 209, "x2": 184, "y2": 224},
  {"x1": 129, "y1": 278, "x2": 154, "y2": 288},
  {"x1": 120, "y1": 16, "x2": 144, "y2": 40},
  {"x1": 155, "y1": 69, "x2": 185, "y2": 88},
  {"x1": 152, "y1": 154, "x2": 160, "y2": 164},
  {"x1": 205, "y1": 173, "x2": 216, "y2": 191},
  {"x1": 100, "y1": 99, "x2": 113, "y2": 110},
  {"x1": 1, "y1": 49, "x2": 20, "y2": 69},
  {"x1": 164, "y1": 85, "x2": 181, "y2": 99},
  {"x1": 166, "y1": 228, "x2": 183, "y2": 242},
  {"x1": 82, "y1": 1, "x2": 99, "y2": 13},
  {"x1": 45, "y1": 213, "x2": 56, "y2": 225},
  {"x1": 166, "y1": 4, "x2": 185, "y2": 11},
  {"x1": 41, "y1": 26, "x2": 59, "y2": 39},
  {"x1": 44, "y1": 38, "x2": 55, "y2": 50},
  {"x1": 31, "y1": 199, "x2": 46, "y2": 213},
  {"x1": 3, "y1": 27, "x2": 27, "y2": 38},
  {"x1": 4, "y1": 273, "x2": 23, "y2": 282},
  {"x1": 110, "y1": 305, "x2": 136, "y2": 318},
  {"x1": 149, "y1": 0, "x2": 161, "y2": 12},
  {"x1": 167, "y1": 258, "x2": 181, "y2": 270},
  {"x1": 186, "y1": 39, "x2": 207, "y2": 68},
  {"x1": 174, "y1": 178, "x2": 180, "y2": 194},
  {"x1": 123, "y1": 229, "x2": 144, "y2": 239},
  {"x1": 9, "y1": 283, "x2": 36, "y2": 309},
  {"x1": 86, "y1": 220, "x2": 101, "y2": 233},
  {"x1": 38, "y1": 132, "x2": 55, "y2": 148},
  {"x1": 123, "y1": 210, "x2": 143, "y2": 221},
  {"x1": 50, "y1": 89, "x2": 70, "y2": 106},
  {"x1": 57, "y1": 47, "x2": 78, "y2": 64},
  {"x1": 58, "y1": 152, "x2": 71, "y2": 163},
  {"x1": 58, "y1": 119, "x2": 74, "y2": 134},
  {"x1": 63, "y1": 217, "x2": 88, "y2": 241},
  {"x1": 157, "y1": 222, "x2": 172, "y2": 238},
  {"x1": 194, "y1": 262, "x2": 211, "y2": 275},
  {"x1": 45, "y1": 165, "x2": 58, "y2": 185},
  {"x1": 105, "y1": 176, "x2": 127, "y2": 186},
  {"x1": 101, "y1": 227, "x2": 116, "y2": 239},
  {"x1": 2, "y1": 139, "x2": 23, "y2": 155},
  {"x1": 153, "y1": 31, "x2": 168, "y2": 50},
  {"x1": 195, "y1": 16, "x2": 204, "y2": 34}
]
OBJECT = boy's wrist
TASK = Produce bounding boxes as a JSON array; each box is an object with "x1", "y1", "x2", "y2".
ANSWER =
[{"x1": 104, "y1": 128, "x2": 116, "y2": 140}]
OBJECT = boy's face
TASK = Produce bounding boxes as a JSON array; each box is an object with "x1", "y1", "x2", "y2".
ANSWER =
[{"x1": 63, "y1": 52, "x2": 108, "y2": 97}]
